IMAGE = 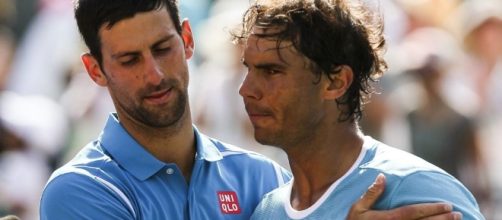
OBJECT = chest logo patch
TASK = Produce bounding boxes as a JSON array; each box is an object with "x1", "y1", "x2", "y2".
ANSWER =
[{"x1": 217, "y1": 191, "x2": 241, "y2": 214}]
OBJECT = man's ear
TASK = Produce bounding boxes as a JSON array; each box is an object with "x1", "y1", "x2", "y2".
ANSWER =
[
  {"x1": 180, "y1": 19, "x2": 194, "y2": 60},
  {"x1": 81, "y1": 53, "x2": 108, "y2": 87},
  {"x1": 323, "y1": 65, "x2": 353, "y2": 100}
]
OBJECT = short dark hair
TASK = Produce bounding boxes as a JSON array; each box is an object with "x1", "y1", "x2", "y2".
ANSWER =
[
  {"x1": 232, "y1": 0, "x2": 387, "y2": 121},
  {"x1": 74, "y1": 0, "x2": 182, "y2": 65}
]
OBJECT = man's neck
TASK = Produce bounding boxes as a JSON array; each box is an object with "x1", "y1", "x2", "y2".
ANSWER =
[
  {"x1": 287, "y1": 122, "x2": 364, "y2": 210},
  {"x1": 118, "y1": 110, "x2": 196, "y2": 182}
]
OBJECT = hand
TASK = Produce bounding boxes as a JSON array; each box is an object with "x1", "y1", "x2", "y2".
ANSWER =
[
  {"x1": 346, "y1": 174, "x2": 463, "y2": 220},
  {"x1": 0, "y1": 215, "x2": 20, "y2": 220}
]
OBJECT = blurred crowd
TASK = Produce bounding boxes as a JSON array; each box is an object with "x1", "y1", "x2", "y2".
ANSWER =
[{"x1": 0, "y1": 0, "x2": 501, "y2": 219}]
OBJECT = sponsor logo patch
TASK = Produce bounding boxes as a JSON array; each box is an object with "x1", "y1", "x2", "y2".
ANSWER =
[{"x1": 217, "y1": 191, "x2": 241, "y2": 214}]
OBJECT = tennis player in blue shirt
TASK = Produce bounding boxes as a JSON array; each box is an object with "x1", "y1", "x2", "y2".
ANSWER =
[
  {"x1": 40, "y1": 0, "x2": 464, "y2": 219},
  {"x1": 233, "y1": 0, "x2": 485, "y2": 219}
]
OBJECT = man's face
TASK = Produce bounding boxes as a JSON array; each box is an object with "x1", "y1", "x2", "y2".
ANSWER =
[
  {"x1": 97, "y1": 8, "x2": 192, "y2": 128},
  {"x1": 239, "y1": 28, "x2": 326, "y2": 148}
]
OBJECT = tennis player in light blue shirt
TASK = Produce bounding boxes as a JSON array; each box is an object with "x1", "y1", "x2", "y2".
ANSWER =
[
  {"x1": 233, "y1": 0, "x2": 485, "y2": 219},
  {"x1": 40, "y1": 113, "x2": 291, "y2": 219}
]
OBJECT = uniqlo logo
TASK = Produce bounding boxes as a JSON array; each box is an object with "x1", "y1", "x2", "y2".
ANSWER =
[{"x1": 217, "y1": 191, "x2": 241, "y2": 214}]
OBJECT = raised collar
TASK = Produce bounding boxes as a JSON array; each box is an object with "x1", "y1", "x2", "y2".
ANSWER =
[{"x1": 98, "y1": 113, "x2": 223, "y2": 181}]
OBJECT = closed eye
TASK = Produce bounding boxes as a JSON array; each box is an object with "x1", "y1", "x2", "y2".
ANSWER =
[
  {"x1": 120, "y1": 56, "x2": 139, "y2": 66},
  {"x1": 256, "y1": 63, "x2": 285, "y2": 76},
  {"x1": 264, "y1": 68, "x2": 281, "y2": 75},
  {"x1": 154, "y1": 47, "x2": 171, "y2": 56}
]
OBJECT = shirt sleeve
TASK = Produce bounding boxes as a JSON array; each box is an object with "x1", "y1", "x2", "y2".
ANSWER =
[
  {"x1": 387, "y1": 171, "x2": 485, "y2": 220},
  {"x1": 40, "y1": 172, "x2": 135, "y2": 220}
]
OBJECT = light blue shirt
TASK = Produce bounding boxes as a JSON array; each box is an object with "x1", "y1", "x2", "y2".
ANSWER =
[
  {"x1": 40, "y1": 113, "x2": 291, "y2": 219},
  {"x1": 251, "y1": 136, "x2": 484, "y2": 220}
]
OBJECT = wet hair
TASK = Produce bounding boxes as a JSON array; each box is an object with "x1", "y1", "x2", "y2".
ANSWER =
[
  {"x1": 74, "y1": 0, "x2": 182, "y2": 65},
  {"x1": 232, "y1": 0, "x2": 387, "y2": 121}
]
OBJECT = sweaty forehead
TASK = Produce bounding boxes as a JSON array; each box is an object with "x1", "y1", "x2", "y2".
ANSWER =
[{"x1": 248, "y1": 25, "x2": 291, "y2": 48}]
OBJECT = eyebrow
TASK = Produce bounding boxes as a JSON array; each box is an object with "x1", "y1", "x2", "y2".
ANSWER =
[
  {"x1": 111, "y1": 34, "x2": 176, "y2": 59},
  {"x1": 151, "y1": 34, "x2": 175, "y2": 49},
  {"x1": 242, "y1": 60, "x2": 288, "y2": 70}
]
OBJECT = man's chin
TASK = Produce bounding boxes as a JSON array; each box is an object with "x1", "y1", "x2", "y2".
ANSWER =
[
  {"x1": 134, "y1": 109, "x2": 181, "y2": 128},
  {"x1": 254, "y1": 131, "x2": 276, "y2": 146},
  {"x1": 153, "y1": 113, "x2": 185, "y2": 127},
  {"x1": 139, "y1": 99, "x2": 187, "y2": 127}
]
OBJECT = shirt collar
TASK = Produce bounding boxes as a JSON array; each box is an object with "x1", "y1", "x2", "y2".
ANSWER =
[
  {"x1": 98, "y1": 113, "x2": 223, "y2": 181},
  {"x1": 193, "y1": 126, "x2": 223, "y2": 162}
]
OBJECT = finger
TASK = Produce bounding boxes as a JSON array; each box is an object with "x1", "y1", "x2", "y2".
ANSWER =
[
  {"x1": 347, "y1": 174, "x2": 386, "y2": 220},
  {"x1": 392, "y1": 203, "x2": 454, "y2": 219},
  {"x1": 355, "y1": 173, "x2": 386, "y2": 210},
  {"x1": 420, "y1": 211, "x2": 462, "y2": 220}
]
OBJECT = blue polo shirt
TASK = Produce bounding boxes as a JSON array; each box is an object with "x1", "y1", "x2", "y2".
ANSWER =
[
  {"x1": 250, "y1": 136, "x2": 484, "y2": 220},
  {"x1": 40, "y1": 113, "x2": 291, "y2": 219}
]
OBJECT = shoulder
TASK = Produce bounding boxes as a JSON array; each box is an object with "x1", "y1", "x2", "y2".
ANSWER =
[
  {"x1": 41, "y1": 143, "x2": 136, "y2": 219},
  {"x1": 361, "y1": 138, "x2": 484, "y2": 219},
  {"x1": 41, "y1": 167, "x2": 135, "y2": 219},
  {"x1": 361, "y1": 138, "x2": 445, "y2": 176},
  {"x1": 47, "y1": 141, "x2": 123, "y2": 184}
]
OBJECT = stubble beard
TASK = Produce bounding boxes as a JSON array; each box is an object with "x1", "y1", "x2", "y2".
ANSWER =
[
  {"x1": 253, "y1": 126, "x2": 284, "y2": 148},
  {"x1": 116, "y1": 80, "x2": 189, "y2": 129},
  {"x1": 134, "y1": 89, "x2": 187, "y2": 128}
]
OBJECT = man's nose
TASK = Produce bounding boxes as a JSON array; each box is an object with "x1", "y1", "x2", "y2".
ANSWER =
[
  {"x1": 239, "y1": 71, "x2": 262, "y2": 100},
  {"x1": 144, "y1": 54, "x2": 163, "y2": 84}
]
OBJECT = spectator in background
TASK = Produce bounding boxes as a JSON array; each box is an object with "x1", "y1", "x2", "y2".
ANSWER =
[
  {"x1": 1, "y1": 6, "x2": 69, "y2": 218},
  {"x1": 0, "y1": 3, "x2": 15, "y2": 91},
  {"x1": 0, "y1": 92, "x2": 68, "y2": 220},
  {"x1": 457, "y1": 0, "x2": 502, "y2": 116},
  {"x1": 5, "y1": 0, "x2": 81, "y2": 101},
  {"x1": 399, "y1": 28, "x2": 491, "y2": 214},
  {"x1": 453, "y1": 0, "x2": 502, "y2": 217}
]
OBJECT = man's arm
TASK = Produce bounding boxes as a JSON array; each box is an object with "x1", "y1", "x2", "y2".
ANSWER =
[{"x1": 347, "y1": 174, "x2": 462, "y2": 220}]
